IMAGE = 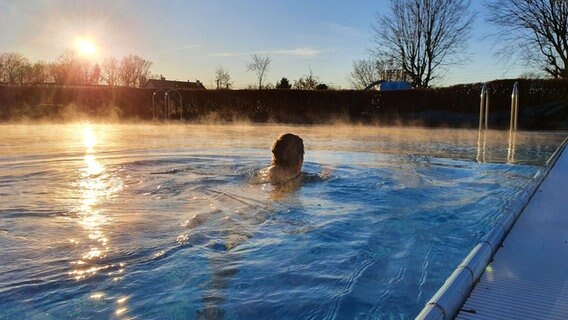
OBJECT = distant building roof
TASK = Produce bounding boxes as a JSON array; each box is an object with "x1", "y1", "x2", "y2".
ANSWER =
[{"x1": 144, "y1": 78, "x2": 206, "y2": 90}]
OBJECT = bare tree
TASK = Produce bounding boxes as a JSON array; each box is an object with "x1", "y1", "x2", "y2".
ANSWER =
[
  {"x1": 101, "y1": 57, "x2": 119, "y2": 86},
  {"x1": 118, "y1": 54, "x2": 152, "y2": 87},
  {"x1": 0, "y1": 53, "x2": 29, "y2": 84},
  {"x1": 50, "y1": 50, "x2": 74, "y2": 85},
  {"x1": 49, "y1": 50, "x2": 100, "y2": 85},
  {"x1": 118, "y1": 56, "x2": 136, "y2": 87},
  {"x1": 348, "y1": 59, "x2": 380, "y2": 89},
  {"x1": 373, "y1": 0, "x2": 474, "y2": 88},
  {"x1": 348, "y1": 59, "x2": 400, "y2": 89},
  {"x1": 246, "y1": 54, "x2": 272, "y2": 89},
  {"x1": 17, "y1": 61, "x2": 49, "y2": 84},
  {"x1": 89, "y1": 63, "x2": 101, "y2": 85},
  {"x1": 486, "y1": 0, "x2": 568, "y2": 79},
  {"x1": 214, "y1": 66, "x2": 233, "y2": 89},
  {"x1": 348, "y1": 58, "x2": 408, "y2": 89},
  {"x1": 25, "y1": 61, "x2": 49, "y2": 84},
  {"x1": 77, "y1": 58, "x2": 93, "y2": 85}
]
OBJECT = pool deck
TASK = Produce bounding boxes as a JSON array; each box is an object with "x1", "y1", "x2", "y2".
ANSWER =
[
  {"x1": 456, "y1": 141, "x2": 568, "y2": 319},
  {"x1": 417, "y1": 137, "x2": 568, "y2": 320}
]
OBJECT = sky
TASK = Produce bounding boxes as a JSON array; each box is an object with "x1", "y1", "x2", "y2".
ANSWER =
[{"x1": 0, "y1": 0, "x2": 528, "y2": 89}]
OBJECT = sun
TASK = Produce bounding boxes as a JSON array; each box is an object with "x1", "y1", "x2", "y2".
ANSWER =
[{"x1": 76, "y1": 38, "x2": 97, "y2": 56}]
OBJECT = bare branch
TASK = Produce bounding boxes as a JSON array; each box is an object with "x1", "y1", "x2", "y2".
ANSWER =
[
  {"x1": 486, "y1": 0, "x2": 568, "y2": 78},
  {"x1": 246, "y1": 54, "x2": 272, "y2": 89},
  {"x1": 214, "y1": 66, "x2": 233, "y2": 89},
  {"x1": 373, "y1": 0, "x2": 475, "y2": 87}
]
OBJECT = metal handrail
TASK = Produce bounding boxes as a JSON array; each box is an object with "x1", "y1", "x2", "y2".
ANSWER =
[
  {"x1": 152, "y1": 89, "x2": 183, "y2": 120},
  {"x1": 152, "y1": 90, "x2": 167, "y2": 120},
  {"x1": 510, "y1": 82, "x2": 519, "y2": 133},
  {"x1": 166, "y1": 89, "x2": 183, "y2": 120},
  {"x1": 479, "y1": 82, "x2": 490, "y2": 131}
]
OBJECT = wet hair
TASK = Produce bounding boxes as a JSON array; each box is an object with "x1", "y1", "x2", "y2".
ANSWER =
[{"x1": 271, "y1": 133, "x2": 304, "y2": 167}]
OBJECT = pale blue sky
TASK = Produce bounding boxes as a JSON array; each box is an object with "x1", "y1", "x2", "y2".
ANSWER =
[{"x1": 0, "y1": 0, "x2": 526, "y2": 88}]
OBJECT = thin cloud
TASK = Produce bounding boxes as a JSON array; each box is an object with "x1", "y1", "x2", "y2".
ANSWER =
[
  {"x1": 211, "y1": 47, "x2": 324, "y2": 58},
  {"x1": 211, "y1": 52, "x2": 243, "y2": 57},
  {"x1": 325, "y1": 23, "x2": 367, "y2": 38},
  {"x1": 147, "y1": 44, "x2": 202, "y2": 54},
  {"x1": 268, "y1": 47, "x2": 323, "y2": 57}
]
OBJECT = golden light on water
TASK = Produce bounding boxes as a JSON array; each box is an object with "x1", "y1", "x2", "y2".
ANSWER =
[
  {"x1": 90, "y1": 293, "x2": 104, "y2": 300},
  {"x1": 115, "y1": 297, "x2": 131, "y2": 318},
  {"x1": 84, "y1": 154, "x2": 104, "y2": 176},
  {"x1": 83, "y1": 247, "x2": 103, "y2": 260},
  {"x1": 116, "y1": 307, "x2": 128, "y2": 316},
  {"x1": 69, "y1": 265, "x2": 109, "y2": 280},
  {"x1": 70, "y1": 124, "x2": 123, "y2": 284}
]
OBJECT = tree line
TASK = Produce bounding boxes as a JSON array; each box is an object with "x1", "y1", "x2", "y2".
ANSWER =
[
  {"x1": 215, "y1": 0, "x2": 568, "y2": 91},
  {"x1": 0, "y1": 50, "x2": 153, "y2": 87},
  {"x1": 214, "y1": 54, "x2": 330, "y2": 90},
  {"x1": 1, "y1": 47, "x2": 333, "y2": 91},
  {"x1": 3, "y1": 0, "x2": 566, "y2": 91},
  {"x1": 348, "y1": 0, "x2": 568, "y2": 89}
]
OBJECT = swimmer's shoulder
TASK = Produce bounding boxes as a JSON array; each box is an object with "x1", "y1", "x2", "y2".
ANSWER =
[
  {"x1": 253, "y1": 166, "x2": 287, "y2": 185},
  {"x1": 301, "y1": 169, "x2": 334, "y2": 183}
]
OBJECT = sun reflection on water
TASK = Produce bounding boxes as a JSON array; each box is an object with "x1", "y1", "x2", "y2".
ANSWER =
[
  {"x1": 69, "y1": 124, "x2": 132, "y2": 317},
  {"x1": 84, "y1": 154, "x2": 104, "y2": 176},
  {"x1": 90, "y1": 293, "x2": 104, "y2": 300},
  {"x1": 69, "y1": 123, "x2": 123, "y2": 284}
]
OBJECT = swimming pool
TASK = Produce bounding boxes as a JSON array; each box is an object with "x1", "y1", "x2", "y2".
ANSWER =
[{"x1": 0, "y1": 123, "x2": 565, "y2": 319}]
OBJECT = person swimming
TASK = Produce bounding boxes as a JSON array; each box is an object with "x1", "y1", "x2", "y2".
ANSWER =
[{"x1": 266, "y1": 133, "x2": 304, "y2": 185}]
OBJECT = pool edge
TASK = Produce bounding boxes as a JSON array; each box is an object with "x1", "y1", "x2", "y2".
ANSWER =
[{"x1": 415, "y1": 135, "x2": 568, "y2": 320}]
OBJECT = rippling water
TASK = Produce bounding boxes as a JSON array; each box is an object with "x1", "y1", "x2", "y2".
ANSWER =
[{"x1": 0, "y1": 123, "x2": 565, "y2": 319}]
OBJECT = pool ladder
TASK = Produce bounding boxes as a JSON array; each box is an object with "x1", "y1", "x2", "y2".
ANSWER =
[
  {"x1": 152, "y1": 89, "x2": 184, "y2": 120},
  {"x1": 477, "y1": 82, "x2": 519, "y2": 163}
]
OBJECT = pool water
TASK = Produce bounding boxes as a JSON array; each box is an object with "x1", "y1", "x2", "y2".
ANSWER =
[{"x1": 0, "y1": 124, "x2": 565, "y2": 319}]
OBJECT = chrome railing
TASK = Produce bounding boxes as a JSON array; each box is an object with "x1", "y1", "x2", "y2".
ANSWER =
[
  {"x1": 166, "y1": 89, "x2": 183, "y2": 121},
  {"x1": 479, "y1": 82, "x2": 490, "y2": 132},
  {"x1": 152, "y1": 89, "x2": 184, "y2": 120},
  {"x1": 476, "y1": 82, "x2": 520, "y2": 163},
  {"x1": 152, "y1": 90, "x2": 167, "y2": 120}
]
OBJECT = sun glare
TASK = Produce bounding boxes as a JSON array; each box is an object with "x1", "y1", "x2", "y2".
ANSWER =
[{"x1": 76, "y1": 39, "x2": 97, "y2": 56}]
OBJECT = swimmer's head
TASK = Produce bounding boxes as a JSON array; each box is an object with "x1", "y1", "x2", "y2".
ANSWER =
[{"x1": 271, "y1": 133, "x2": 304, "y2": 168}]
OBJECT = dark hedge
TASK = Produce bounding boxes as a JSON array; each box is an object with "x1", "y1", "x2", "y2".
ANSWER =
[{"x1": 1, "y1": 79, "x2": 567, "y2": 129}]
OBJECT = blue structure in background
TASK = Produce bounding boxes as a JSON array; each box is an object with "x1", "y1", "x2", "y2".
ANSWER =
[
  {"x1": 363, "y1": 80, "x2": 413, "y2": 91},
  {"x1": 378, "y1": 81, "x2": 413, "y2": 91}
]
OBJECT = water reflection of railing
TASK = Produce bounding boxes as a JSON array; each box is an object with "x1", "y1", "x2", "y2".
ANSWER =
[
  {"x1": 507, "y1": 82, "x2": 519, "y2": 163},
  {"x1": 476, "y1": 83, "x2": 490, "y2": 163}
]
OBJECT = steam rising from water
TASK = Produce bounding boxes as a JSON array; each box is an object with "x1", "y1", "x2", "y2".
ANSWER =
[{"x1": 0, "y1": 122, "x2": 563, "y2": 164}]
